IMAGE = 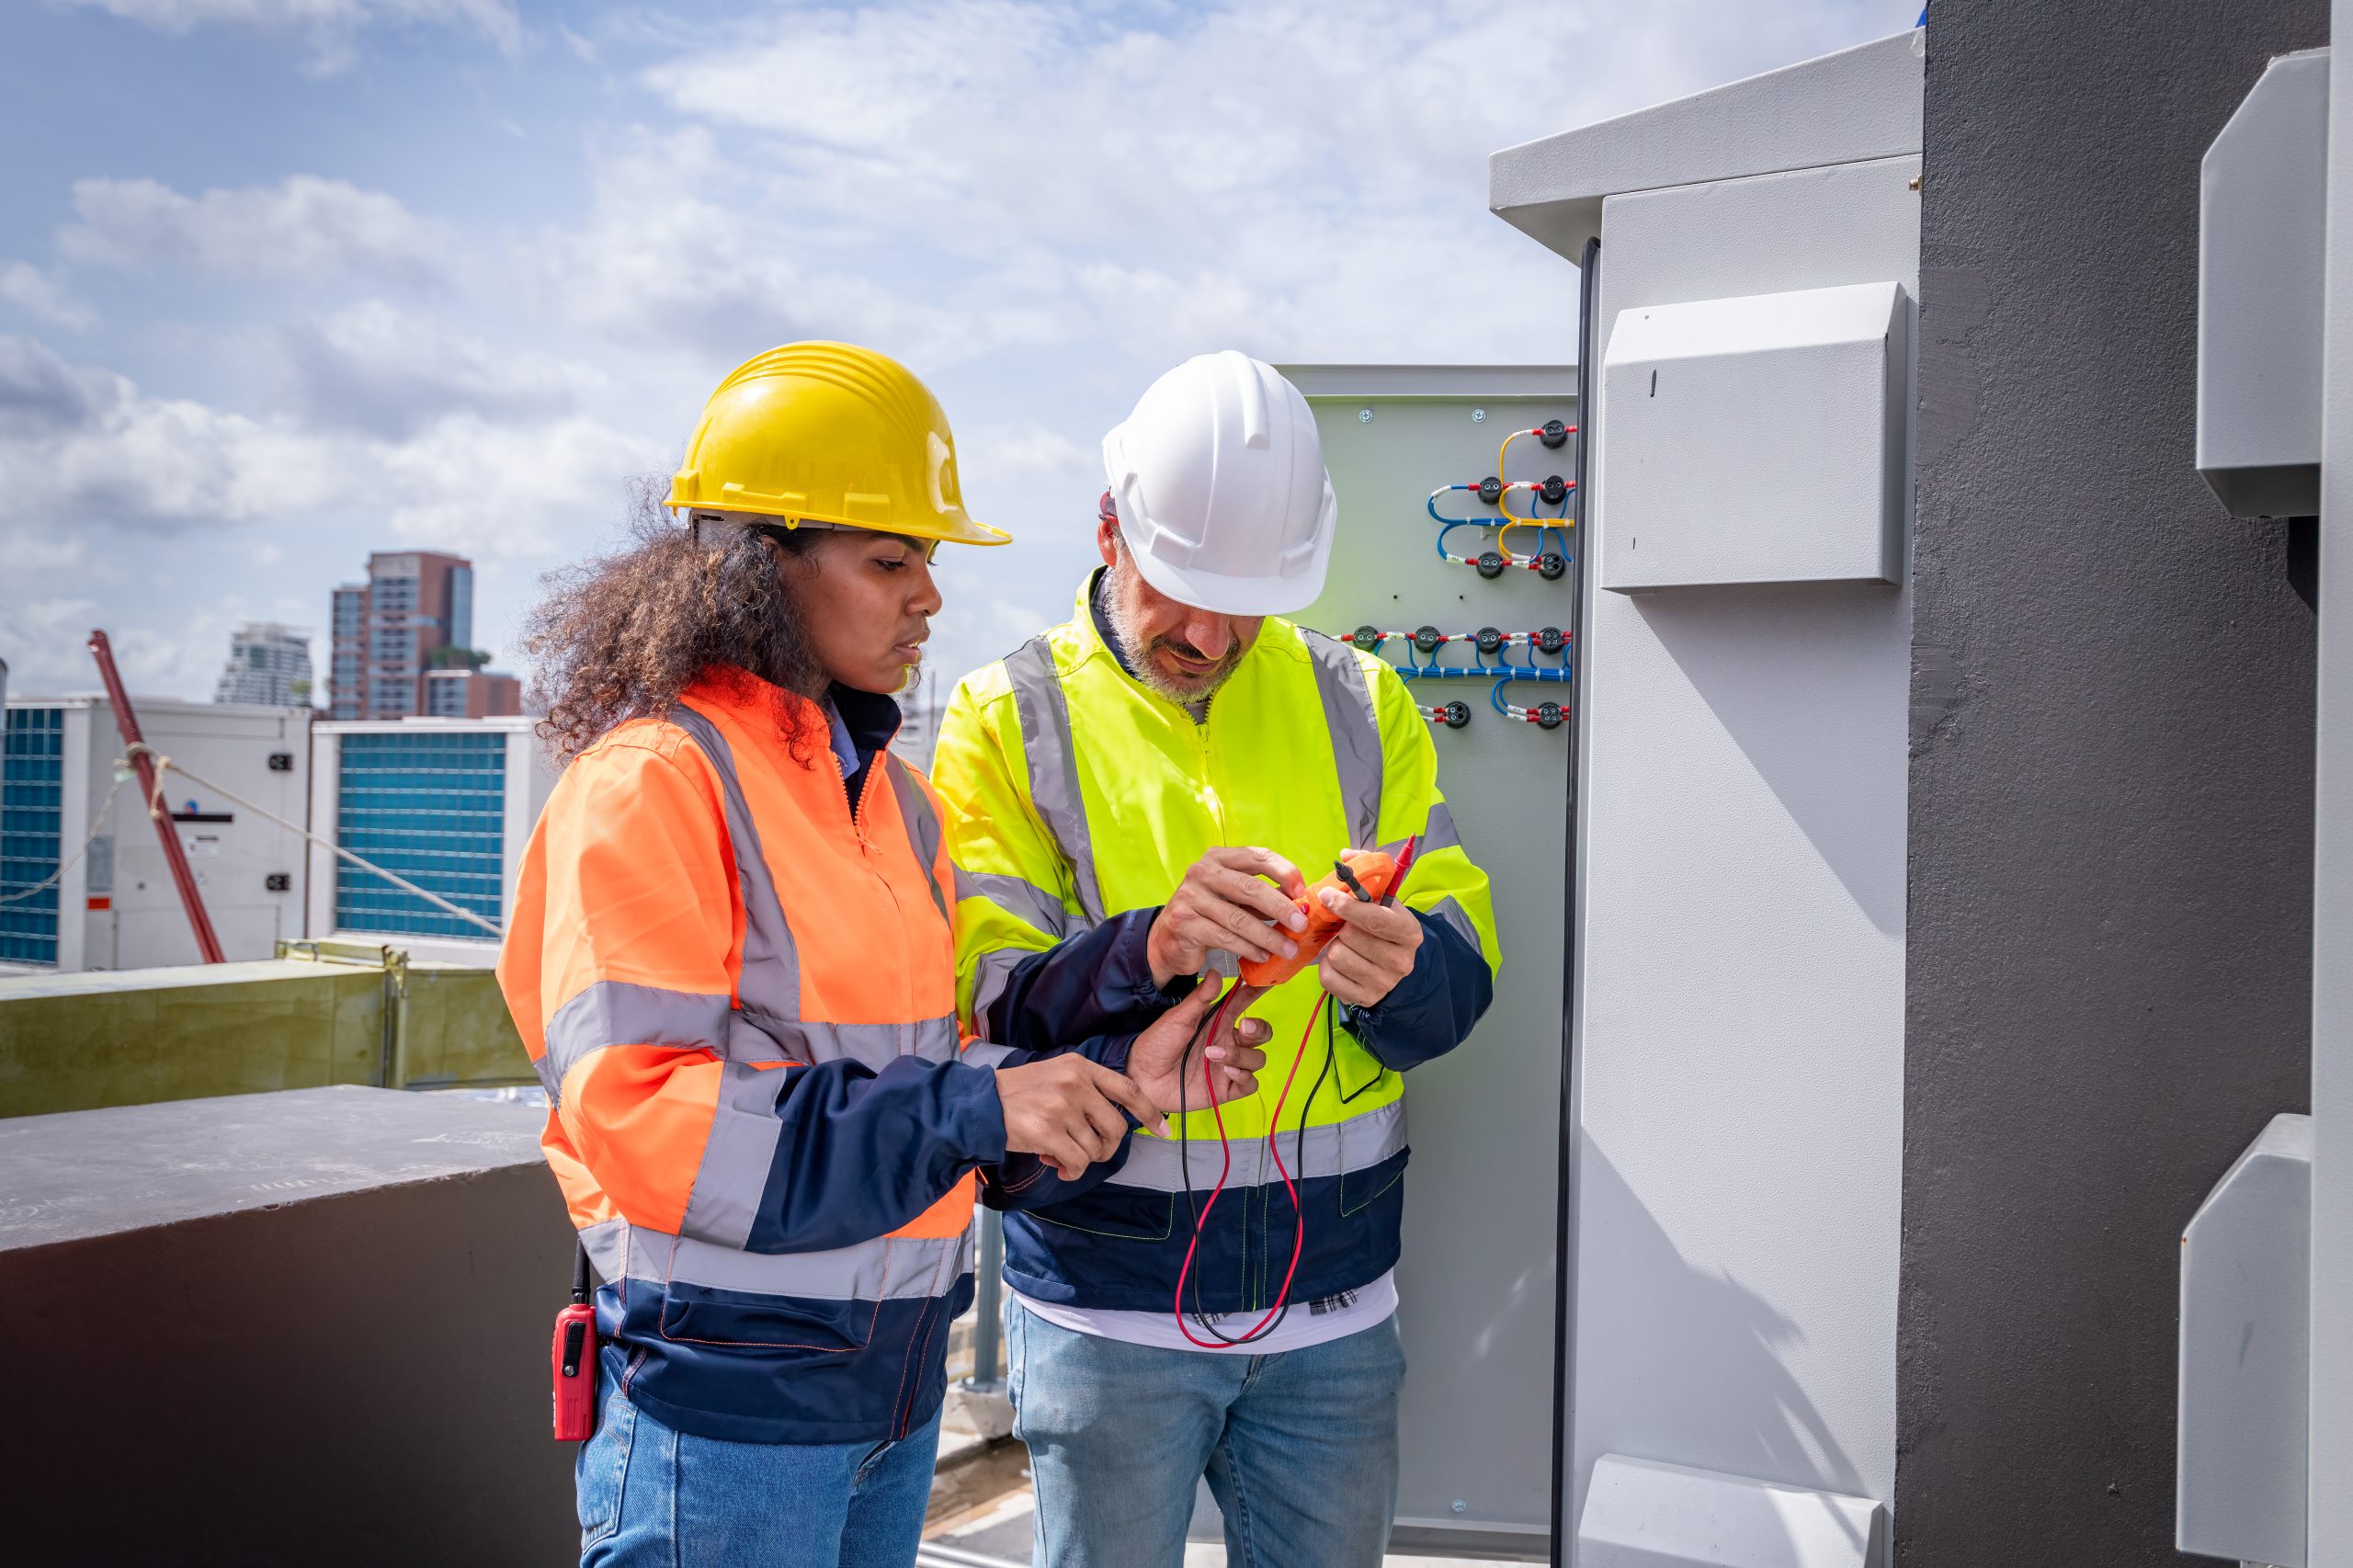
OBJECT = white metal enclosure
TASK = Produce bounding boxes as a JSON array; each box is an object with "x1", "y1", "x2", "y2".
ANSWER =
[{"x1": 1493, "y1": 28, "x2": 1926, "y2": 1562}]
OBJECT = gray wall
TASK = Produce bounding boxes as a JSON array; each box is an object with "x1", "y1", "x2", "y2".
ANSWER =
[{"x1": 1900, "y1": 4, "x2": 2324, "y2": 1562}]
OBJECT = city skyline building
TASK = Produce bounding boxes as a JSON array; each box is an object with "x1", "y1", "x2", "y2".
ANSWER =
[
  {"x1": 212, "y1": 622, "x2": 314, "y2": 708},
  {"x1": 425, "y1": 667, "x2": 524, "y2": 719},
  {"x1": 326, "y1": 551, "x2": 476, "y2": 722}
]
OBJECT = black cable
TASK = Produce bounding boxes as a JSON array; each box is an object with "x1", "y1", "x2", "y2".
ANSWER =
[{"x1": 1326, "y1": 1000, "x2": 1391, "y2": 1106}]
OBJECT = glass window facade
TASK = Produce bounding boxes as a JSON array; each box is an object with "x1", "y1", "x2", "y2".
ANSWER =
[
  {"x1": 2, "y1": 707, "x2": 65, "y2": 965},
  {"x1": 334, "y1": 731, "x2": 506, "y2": 939}
]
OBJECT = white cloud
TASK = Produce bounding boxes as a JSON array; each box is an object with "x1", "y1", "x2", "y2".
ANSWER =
[
  {"x1": 957, "y1": 418, "x2": 1095, "y2": 489},
  {"x1": 62, "y1": 0, "x2": 522, "y2": 72},
  {"x1": 0, "y1": 335, "x2": 659, "y2": 558},
  {"x1": 60, "y1": 175, "x2": 452, "y2": 286},
  {"x1": 637, "y1": 0, "x2": 1905, "y2": 365},
  {"x1": 371, "y1": 411, "x2": 665, "y2": 557},
  {"x1": 0, "y1": 263, "x2": 93, "y2": 330},
  {"x1": 0, "y1": 596, "x2": 102, "y2": 697},
  {"x1": 278, "y1": 300, "x2": 596, "y2": 436},
  {"x1": 517, "y1": 127, "x2": 1058, "y2": 370}
]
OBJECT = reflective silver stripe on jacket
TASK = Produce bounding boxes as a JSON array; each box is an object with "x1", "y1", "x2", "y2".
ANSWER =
[
  {"x1": 540, "y1": 979, "x2": 733, "y2": 1103},
  {"x1": 1415, "y1": 801, "x2": 1461, "y2": 855},
  {"x1": 1102, "y1": 1097, "x2": 1408, "y2": 1193},
  {"x1": 684, "y1": 1060, "x2": 790, "y2": 1248},
  {"x1": 955, "y1": 866, "x2": 1070, "y2": 939},
  {"x1": 606, "y1": 1223, "x2": 973, "y2": 1302},
  {"x1": 668, "y1": 704, "x2": 801, "y2": 1025},
  {"x1": 1425, "y1": 894, "x2": 1481, "y2": 956},
  {"x1": 959, "y1": 1040, "x2": 1017, "y2": 1069},
  {"x1": 1301, "y1": 631, "x2": 1384, "y2": 850},
  {"x1": 884, "y1": 756, "x2": 950, "y2": 926},
  {"x1": 970, "y1": 945, "x2": 1034, "y2": 1041},
  {"x1": 1004, "y1": 637, "x2": 1105, "y2": 926}
]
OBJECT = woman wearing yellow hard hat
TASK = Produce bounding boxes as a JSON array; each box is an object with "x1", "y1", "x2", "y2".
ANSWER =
[{"x1": 498, "y1": 342, "x2": 1263, "y2": 1566}]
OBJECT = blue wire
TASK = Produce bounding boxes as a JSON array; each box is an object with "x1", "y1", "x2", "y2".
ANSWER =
[{"x1": 1427, "y1": 487, "x2": 1482, "y2": 527}]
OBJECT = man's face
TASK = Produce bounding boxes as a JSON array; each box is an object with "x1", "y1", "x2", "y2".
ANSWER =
[{"x1": 1097, "y1": 515, "x2": 1263, "y2": 704}]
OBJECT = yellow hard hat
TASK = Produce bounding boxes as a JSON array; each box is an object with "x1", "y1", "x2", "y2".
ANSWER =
[{"x1": 666, "y1": 341, "x2": 1010, "y2": 547}]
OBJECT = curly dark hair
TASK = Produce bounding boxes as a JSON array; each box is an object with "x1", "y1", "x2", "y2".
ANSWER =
[{"x1": 525, "y1": 486, "x2": 825, "y2": 762}]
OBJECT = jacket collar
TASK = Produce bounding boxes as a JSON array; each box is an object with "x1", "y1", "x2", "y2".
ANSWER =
[{"x1": 682, "y1": 665, "x2": 903, "y2": 761}]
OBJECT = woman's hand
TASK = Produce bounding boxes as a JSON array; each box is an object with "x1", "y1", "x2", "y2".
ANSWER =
[
  {"x1": 1125, "y1": 975, "x2": 1272, "y2": 1115},
  {"x1": 1145, "y1": 847, "x2": 1310, "y2": 987},
  {"x1": 995, "y1": 1056, "x2": 1167, "y2": 1180}
]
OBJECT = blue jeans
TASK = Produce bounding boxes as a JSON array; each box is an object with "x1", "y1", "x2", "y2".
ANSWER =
[
  {"x1": 577, "y1": 1345, "x2": 942, "y2": 1568},
  {"x1": 1006, "y1": 1301, "x2": 1406, "y2": 1568}
]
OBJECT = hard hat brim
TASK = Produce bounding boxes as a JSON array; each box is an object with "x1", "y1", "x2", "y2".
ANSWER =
[
  {"x1": 666, "y1": 490, "x2": 1011, "y2": 547},
  {"x1": 1118, "y1": 520, "x2": 1330, "y2": 617}
]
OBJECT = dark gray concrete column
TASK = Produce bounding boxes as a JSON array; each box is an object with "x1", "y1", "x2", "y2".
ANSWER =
[{"x1": 1903, "y1": 3, "x2": 2325, "y2": 1561}]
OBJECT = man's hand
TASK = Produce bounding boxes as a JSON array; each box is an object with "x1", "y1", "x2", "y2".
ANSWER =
[
  {"x1": 1126, "y1": 975, "x2": 1272, "y2": 1116},
  {"x1": 995, "y1": 1056, "x2": 1167, "y2": 1181},
  {"x1": 1146, "y1": 847, "x2": 1310, "y2": 987},
  {"x1": 1314, "y1": 892, "x2": 1423, "y2": 1009}
]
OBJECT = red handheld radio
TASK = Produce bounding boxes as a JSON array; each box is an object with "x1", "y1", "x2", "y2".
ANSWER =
[{"x1": 551, "y1": 1243, "x2": 597, "y2": 1441}]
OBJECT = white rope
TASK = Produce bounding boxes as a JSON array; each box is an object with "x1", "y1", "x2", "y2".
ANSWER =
[
  {"x1": 120, "y1": 743, "x2": 505, "y2": 937},
  {"x1": 0, "y1": 773, "x2": 130, "y2": 906}
]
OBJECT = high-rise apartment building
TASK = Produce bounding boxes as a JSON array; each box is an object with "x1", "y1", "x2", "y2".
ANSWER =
[
  {"x1": 213, "y1": 622, "x2": 314, "y2": 708},
  {"x1": 326, "y1": 551, "x2": 476, "y2": 721},
  {"x1": 424, "y1": 668, "x2": 524, "y2": 719}
]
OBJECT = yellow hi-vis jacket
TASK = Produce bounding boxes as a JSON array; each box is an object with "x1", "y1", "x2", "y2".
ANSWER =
[{"x1": 930, "y1": 575, "x2": 1500, "y2": 1314}]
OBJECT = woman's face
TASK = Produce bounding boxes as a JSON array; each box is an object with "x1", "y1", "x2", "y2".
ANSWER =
[{"x1": 777, "y1": 528, "x2": 941, "y2": 695}]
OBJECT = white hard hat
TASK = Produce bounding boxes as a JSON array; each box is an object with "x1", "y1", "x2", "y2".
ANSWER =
[{"x1": 1101, "y1": 351, "x2": 1338, "y2": 616}]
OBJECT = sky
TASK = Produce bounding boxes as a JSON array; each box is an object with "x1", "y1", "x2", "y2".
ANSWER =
[{"x1": 0, "y1": 0, "x2": 1916, "y2": 710}]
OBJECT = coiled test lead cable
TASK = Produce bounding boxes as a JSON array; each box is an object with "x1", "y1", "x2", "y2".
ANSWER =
[{"x1": 1169, "y1": 836, "x2": 1421, "y2": 1346}]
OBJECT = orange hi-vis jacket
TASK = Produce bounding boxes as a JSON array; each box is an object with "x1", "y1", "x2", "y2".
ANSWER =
[{"x1": 498, "y1": 669, "x2": 1011, "y2": 1444}]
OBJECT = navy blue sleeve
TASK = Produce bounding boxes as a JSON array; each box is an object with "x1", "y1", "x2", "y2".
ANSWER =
[
  {"x1": 980, "y1": 907, "x2": 1188, "y2": 1050},
  {"x1": 745, "y1": 1056, "x2": 1006, "y2": 1254},
  {"x1": 1338, "y1": 909, "x2": 1494, "y2": 1072},
  {"x1": 980, "y1": 1031, "x2": 1144, "y2": 1212},
  {"x1": 979, "y1": 1029, "x2": 1146, "y2": 1211}
]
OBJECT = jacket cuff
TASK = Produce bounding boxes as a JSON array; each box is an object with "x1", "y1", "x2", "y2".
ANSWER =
[
  {"x1": 1340, "y1": 907, "x2": 1494, "y2": 1072},
  {"x1": 941, "y1": 1059, "x2": 1009, "y2": 1163},
  {"x1": 1077, "y1": 1029, "x2": 1141, "y2": 1076},
  {"x1": 1110, "y1": 906, "x2": 1192, "y2": 1010}
]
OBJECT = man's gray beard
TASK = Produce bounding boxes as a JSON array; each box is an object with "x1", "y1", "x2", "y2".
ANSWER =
[{"x1": 1103, "y1": 560, "x2": 1241, "y2": 707}]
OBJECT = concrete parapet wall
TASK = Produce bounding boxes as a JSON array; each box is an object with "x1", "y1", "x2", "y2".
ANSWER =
[{"x1": 0, "y1": 950, "x2": 532, "y2": 1117}]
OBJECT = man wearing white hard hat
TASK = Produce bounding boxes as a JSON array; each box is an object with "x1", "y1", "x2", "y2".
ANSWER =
[{"x1": 932, "y1": 352, "x2": 1501, "y2": 1566}]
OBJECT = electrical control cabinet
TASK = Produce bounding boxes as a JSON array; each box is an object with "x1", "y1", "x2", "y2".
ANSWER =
[
  {"x1": 1271, "y1": 366, "x2": 1576, "y2": 1557},
  {"x1": 1599, "y1": 281, "x2": 1909, "y2": 591}
]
